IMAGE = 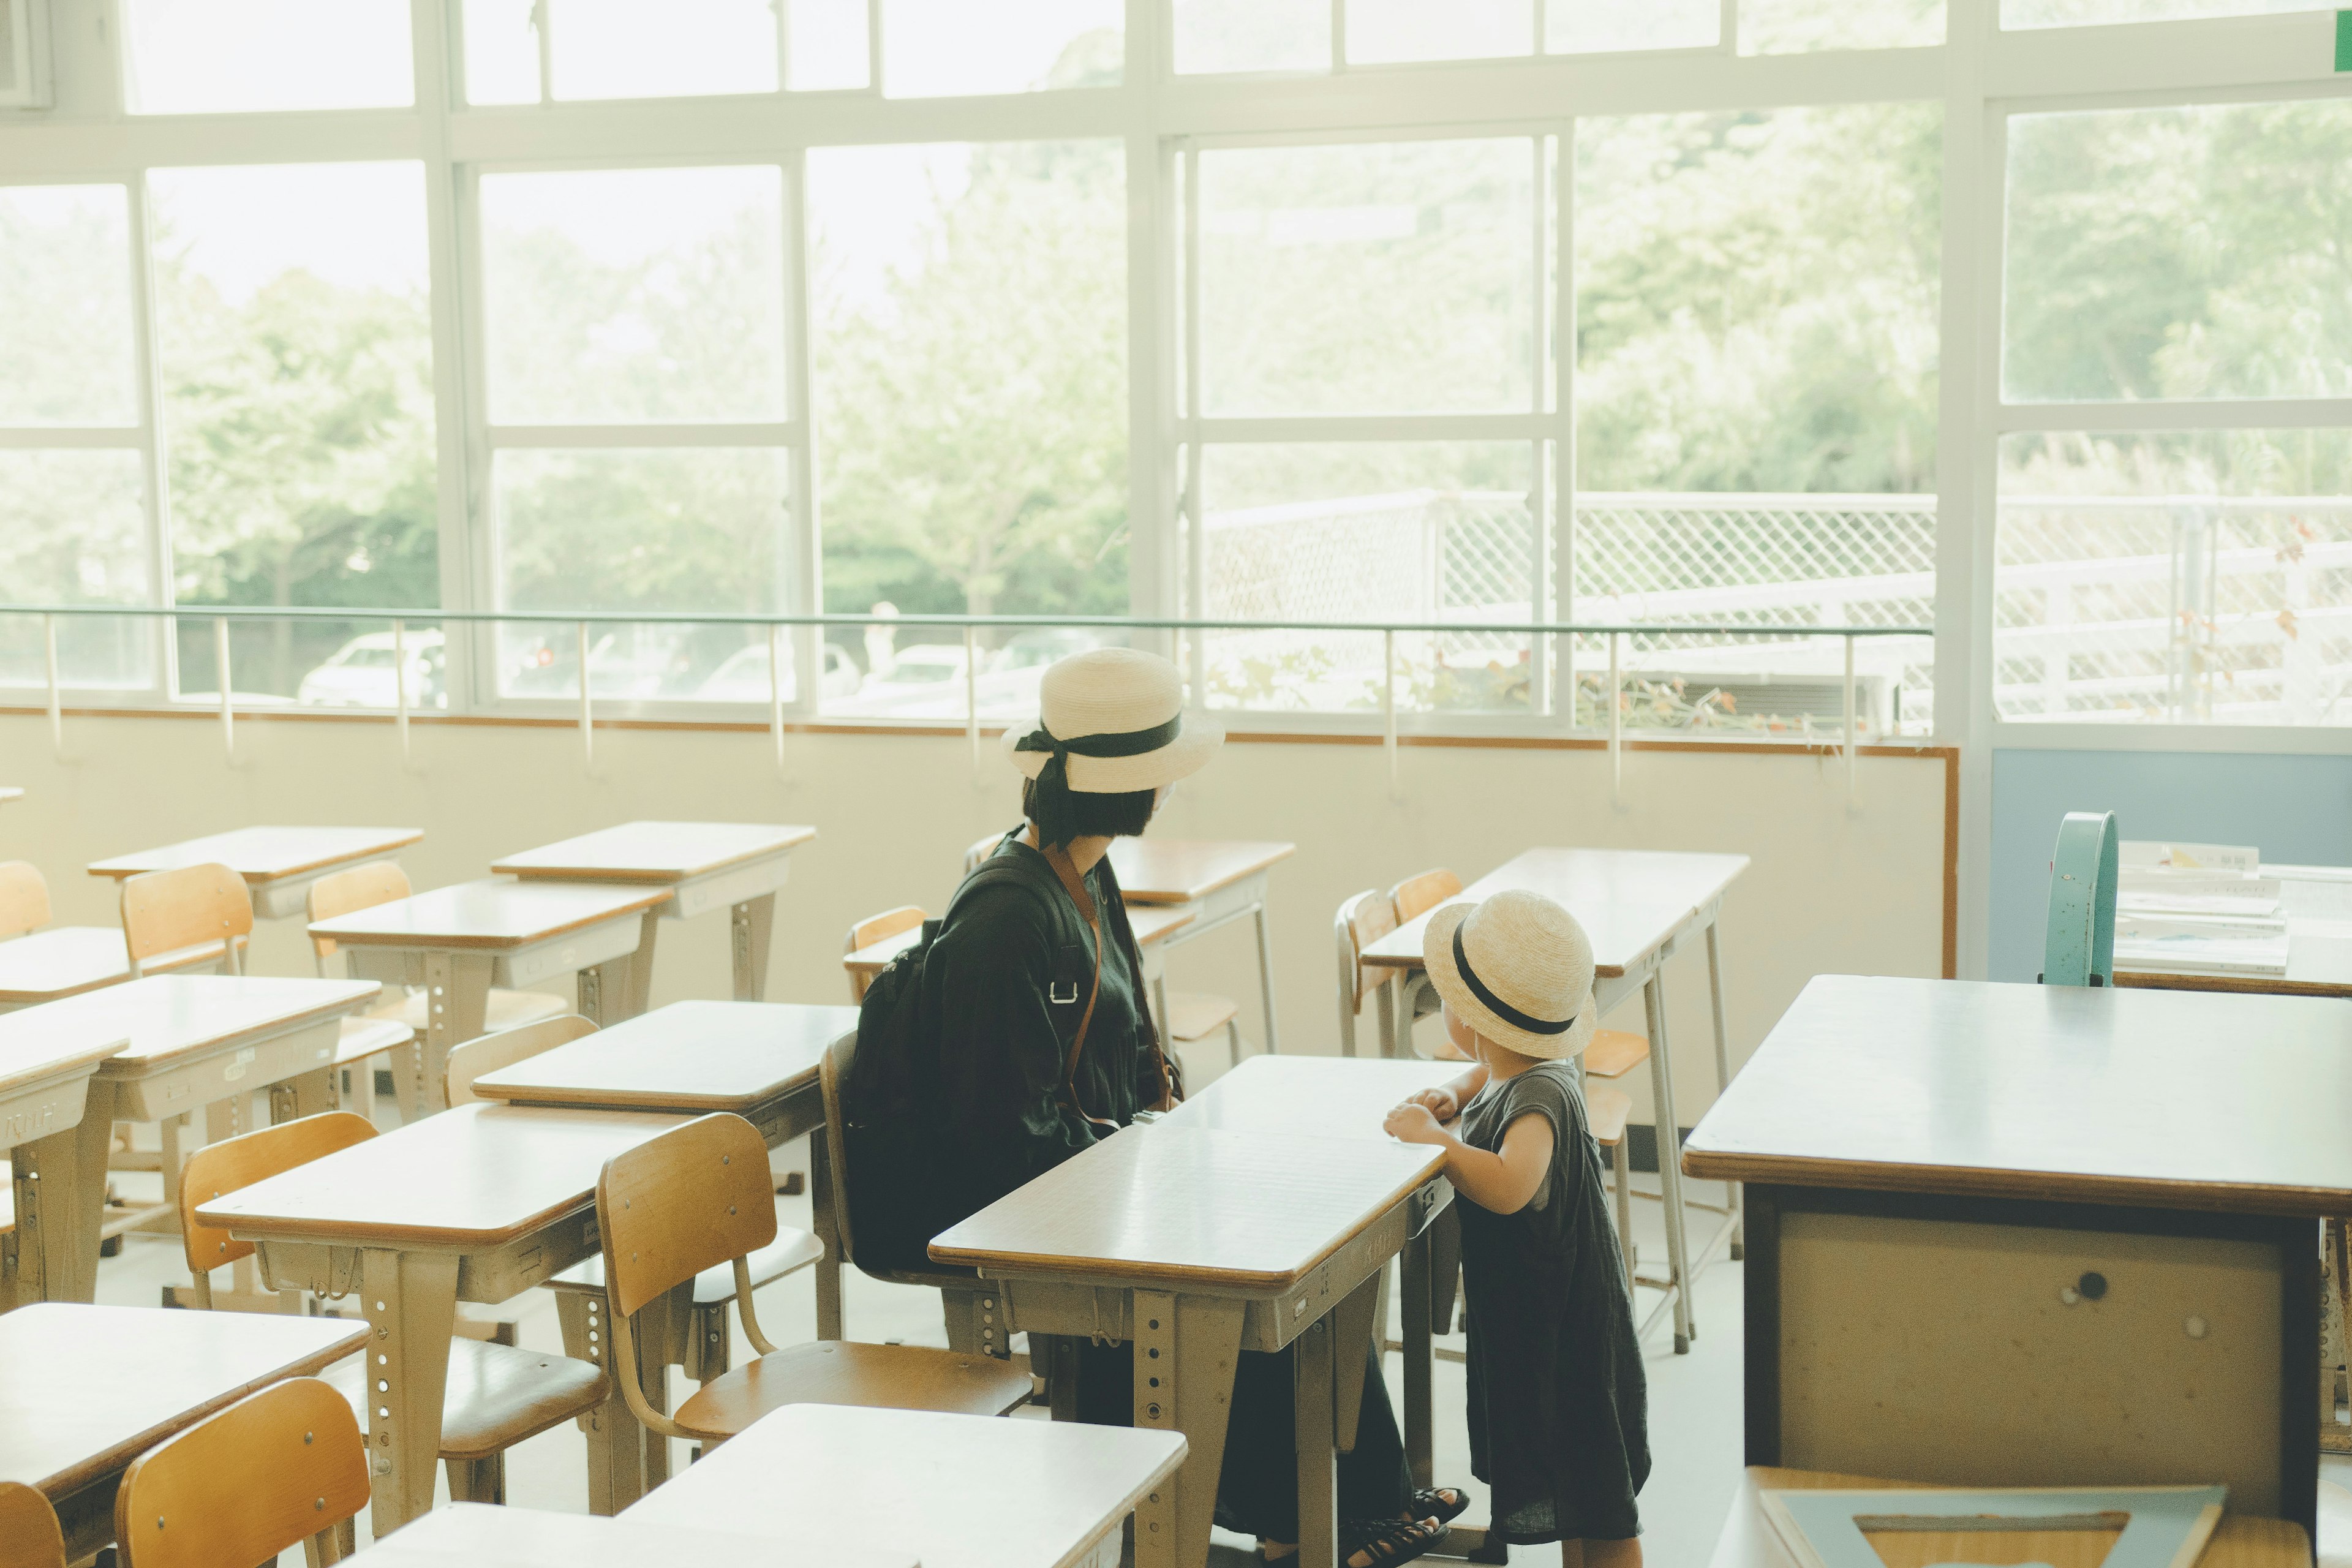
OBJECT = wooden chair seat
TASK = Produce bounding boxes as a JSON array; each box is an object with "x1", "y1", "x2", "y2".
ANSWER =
[
  {"x1": 391, "y1": 986, "x2": 570, "y2": 1034},
  {"x1": 326, "y1": 1337, "x2": 608, "y2": 1460},
  {"x1": 547, "y1": 1221, "x2": 823, "y2": 1304},
  {"x1": 1586, "y1": 1081, "x2": 1632, "y2": 1147},
  {"x1": 335, "y1": 1014, "x2": 413, "y2": 1067},
  {"x1": 1585, "y1": 1080, "x2": 1638, "y2": 1293},
  {"x1": 1584, "y1": 1028, "x2": 1649, "y2": 1079},
  {"x1": 1165, "y1": 991, "x2": 1238, "y2": 1041},
  {"x1": 669, "y1": 1341, "x2": 1033, "y2": 1442}
]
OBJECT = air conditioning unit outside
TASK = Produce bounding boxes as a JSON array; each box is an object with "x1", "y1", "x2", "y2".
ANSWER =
[{"x1": 0, "y1": 0, "x2": 53, "y2": 110}]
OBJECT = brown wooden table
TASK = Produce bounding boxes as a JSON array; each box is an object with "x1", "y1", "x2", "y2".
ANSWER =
[
  {"x1": 932, "y1": 1120, "x2": 1447, "y2": 1568},
  {"x1": 1684, "y1": 974, "x2": 2352, "y2": 1539},
  {"x1": 88, "y1": 825, "x2": 424, "y2": 921},
  {"x1": 308, "y1": 878, "x2": 674, "y2": 1114},
  {"x1": 195, "y1": 1102, "x2": 688, "y2": 1534},
  {"x1": 492, "y1": 821, "x2": 818, "y2": 1005},
  {"x1": 624, "y1": 1403, "x2": 1187, "y2": 1568},
  {"x1": 0, "y1": 1302, "x2": 366, "y2": 1562},
  {"x1": 0, "y1": 925, "x2": 222, "y2": 1011},
  {"x1": 1108, "y1": 838, "x2": 1295, "y2": 1054},
  {"x1": 0, "y1": 1012, "x2": 127, "y2": 1310}
]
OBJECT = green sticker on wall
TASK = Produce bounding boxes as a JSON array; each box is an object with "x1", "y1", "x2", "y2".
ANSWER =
[{"x1": 2340, "y1": 10, "x2": 2352, "y2": 71}]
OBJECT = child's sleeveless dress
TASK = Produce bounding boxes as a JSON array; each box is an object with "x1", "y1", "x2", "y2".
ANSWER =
[{"x1": 1455, "y1": 1063, "x2": 1650, "y2": 1543}]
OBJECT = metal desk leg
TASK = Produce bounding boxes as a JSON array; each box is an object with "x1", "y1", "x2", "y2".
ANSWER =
[
  {"x1": 1376, "y1": 980, "x2": 1398, "y2": 1060},
  {"x1": 1254, "y1": 901, "x2": 1281, "y2": 1055},
  {"x1": 10, "y1": 1082, "x2": 116, "y2": 1306},
  {"x1": 1401, "y1": 1229, "x2": 1434, "y2": 1489},
  {"x1": 1134, "y1": 1290, "x2": 1244, "y2": 1568},
  {"x1": 807, "y1": 1125, "x2": 845, "y2": 1341},
  {"x1": 730, "y1": 893, "x2": 776, "y2": 1003},
  {"x1": 363, "y1": 1247, "x2": 459, "y2": 1535},
  {"x1": 1295, "y1": 1316, "x2": 1338, "y2": 1568},
  {"x1": 1704, "y1": 919, "x2": 1741, "y2": 1259},
  {"x1": 1331, "y1": 1275, "x2": 1379, "y2": 1453},
  {"x1": 421, "y1": 952, "x2": 493, "y2": 1115},
  {"x1": 626, "y1": 910, "x2": 662, "y2": 1020},
  {"x1": 1642, "y1": 976, "x2": 1695, "y2": 1353},
  {"x1": 555, "y1": 1287, "x2": 644, "y2": 1514}
]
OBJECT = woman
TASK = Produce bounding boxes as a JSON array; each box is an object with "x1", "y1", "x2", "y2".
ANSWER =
[{"x1": 853, "y1": 647, "x2": 1464, "y2": 1568}]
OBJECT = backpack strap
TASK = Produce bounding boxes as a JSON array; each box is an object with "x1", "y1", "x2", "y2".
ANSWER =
[{"x1": 1037, "y1": 843, "x2": 1114, "y2": 1131}]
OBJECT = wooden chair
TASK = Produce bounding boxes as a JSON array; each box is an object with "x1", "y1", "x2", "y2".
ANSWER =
[
  {"x1": 178, "y1": 1112, "x2": 608, "y2": 1504},
  {"x1": 1164, "y1": 991, "x2": 1243, "y2": 1068},
  {"x1": 309, "y1": 860, "x2": 570, "y2": 1035},
  {"x1": 120, "y1": 861, "x2": 248, "y2": 978},
  {"x1": 0, "y1": 861, "x2": 49, "y2": 941},
  {"x1": 1335, "y1": 889, "x2": 1400, "y2": 1058},
  {"x1": 843, "y1": 905, "x2": 927, "y2": 1003},
  {"x1": 0, "y1": 1482, "x2": 64, "y2": 1568},
  {"x1": 113, "y1": 1377, "x2": 366, "y2": 1567},
  {"x1": 1585, "y1": 1028, "x2": 1652, "y2": 1082},
  {"x1": 595, "y1": 1112, "x2": 1033, "y2": 1453},
  {"x1": 443, "y1": 1012, "x2": 601, "y2": 1107},
  {"x1": 1389, "y1": 869, "x2": 1466, "y2": 1060},
  {"x1": 1588, "y1": 1082, "x2": 1638, "y2": 1294}
]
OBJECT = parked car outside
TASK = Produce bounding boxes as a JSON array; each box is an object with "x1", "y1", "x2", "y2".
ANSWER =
[
  {"x1": 296, "y1": 630, "x2": 447, "y2": 709},
  {"x1": 693, "y1": 641, "x2": 862, "y2": 703}
]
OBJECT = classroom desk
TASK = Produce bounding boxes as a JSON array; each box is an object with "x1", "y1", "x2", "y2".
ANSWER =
[
  {"x1": 0, "y1": 925, "x2": 224, "y2": 1012},
  {"x1": 195, "y1": 1102, "x2": 688, "y2": 1534},
  {"x1": 1706, "y1": 1466, "x2": 2309, "y2": 1568},
  {"x1": 491, "y1": 820, "x2": 817, "y2": 1006},
  {"x1": 87, "y1": 825, "x2": 424, "y2": 921},
  {"x1": 0, "y1": 1303, "x2": 367, "y2": 1563},
  {"x1": 2114, "y1": 862, "x2": 2352, "y2": 999},
  {"x1": 352, "y1": 1502, "x2": 903, "y2": 1567},
  {"x1": 1109, "y1": 838, "x2": 1295, "y2": 1055},
  {"x1": 931, "y1": 1119, "x2": 1450, "y2": 1568},
  {"x1": 625, "y1": 1403, "x2": 1189, "y2": 1568},
  {"x1": 0, "y1": 1012, "x2": 127, "y2": 1311},
  {"x1": 307, "y1": 878, "x2": 674, "y2": 1115},
  {"x1": 845, "y1": 904, "x2": 1197, "y2": 1009},
  {"x1": 1683, "y1": 974, "x2": 2352, "y2": 1540},
  {"x1": 1362, "y1": 846, "x2": 1750, "y2": 1354}
]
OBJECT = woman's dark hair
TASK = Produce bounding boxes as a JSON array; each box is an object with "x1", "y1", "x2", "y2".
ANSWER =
[{"x1": 1023, "y1": 776, "x2": 1156, "y2": 849}]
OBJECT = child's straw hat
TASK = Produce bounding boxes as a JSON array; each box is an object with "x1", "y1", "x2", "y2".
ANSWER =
[{"x1": 1421, "y1": 889, "x2": 1597, "y2": 1061}]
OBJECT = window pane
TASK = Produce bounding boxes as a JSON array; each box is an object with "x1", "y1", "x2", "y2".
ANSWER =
[
  {"x1": 1348, "y1": 0, "x2": 1531, "y2": 62},
  {"x1": 787, "y1": 0, "x2": 870, "y2": 89},
  {"x1": 1998, "y1": 430, "x2": 2352, "y2": 726},
  {"x1": 1743, "y1": 0, "x2": 1943, "y2": 50},
  {"x1": 1174, "y1": 0, "x2": 1329, "y2": 72},
  {"x1": 2004, "y1": 100, "x2": 2352, "y2": 402},
  {"x1": 123, "y1": 0, "x2": 413, "y2": 113},
  {"x1": 462, "y1": 0, "x2": 541, "y2": 104},
  {"x1": 481, "y1": 166, "x2": 787, "y2": 424},
  {"x1": 547, "y1": 0, "x2": 777, "y2": 99},
  {"x1": 1200, "y1": 140, "x2": 1536, "y2": 417},
  {"x1": 0, "y1": 186, "x2": 137, "y2": 426},
  {"x1": 811, "y1": 141, "x2": 1126, "y2": 642},
  {"x1": 0, "y1": 452, "x2": 153, "y2": 688},
  {"x1": 2004, "y1": 0, "x2": 2328, "y2": 24},
  {"x1": 1548, "y1": 0, "x2": 1718, "y2": 50},
  {"x1": 1199, "y1": 443, "x2": 1537, "y2": 714},
  {"x1": 151, "y1": 164, "x2": 439, "y2": 647},
  {"x1": 881, "y1": 0, "x2": 1120, "y2": 96},
  {"x1": 1576, "y1": 106, "x2": 1943, "y2": 737}
]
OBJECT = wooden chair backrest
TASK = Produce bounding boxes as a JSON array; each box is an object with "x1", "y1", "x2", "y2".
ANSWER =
[
  {"x1": 844, "y1": 906, "x2": 926, "y2": 1001},
  {"x1": 445, "y1": 1013, "x2": 599, "y2": 1106},
  {"x1": 306, "y1": 859, "x2": 412, "y2": 963},
  {"x1": 1336, "y1": 889, "x2": 1397, "y2": 1004},
  {"x1": 818, "y1": 1027, "x2": 863, "y2": 1267},
  {"x1": 121, "y1": 863, "x2": 250, "y2": 977},
  {"x1": 0, "y1": 1482, "x2": 64, "y2": 1568},
  {"x1": 1389, "y1": 869, "x2": 1463, "y2": 925},
  {"x1": 115, "y1": 1377, "x2": 367, "y2": 1568},
  {"x1": 597, "y1": 1112, "x2": 776, "y2": 1319},
  {"x1": 0, "y1": 862, "x2": 50, "y2": 940},
  {"x1": 179, "y1": 1112, "x2": 377, "y2": 1278}
]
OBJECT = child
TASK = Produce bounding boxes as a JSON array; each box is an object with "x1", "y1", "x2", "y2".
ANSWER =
[{"x1": 1382, "y1": 889, "x2": 1649, "y2": 1568}]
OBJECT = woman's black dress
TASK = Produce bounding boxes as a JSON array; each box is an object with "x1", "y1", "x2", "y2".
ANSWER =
[{"x1": 1456, "y1": 1064, "x2": 1649, "y2": 1544}]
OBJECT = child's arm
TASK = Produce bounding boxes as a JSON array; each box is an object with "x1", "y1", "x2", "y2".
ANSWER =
[
  {"x1": 1381, "y1": 1102, "x2": 1555, "y2": 1215},
  {"x1": 1400, "y1": 1063, "x2": 1488, "y2": 1125}
]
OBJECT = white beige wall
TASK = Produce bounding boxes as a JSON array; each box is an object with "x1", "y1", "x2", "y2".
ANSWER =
[{"x1": 0, "y1": 711, "x2": 1950, "y2": 1130}]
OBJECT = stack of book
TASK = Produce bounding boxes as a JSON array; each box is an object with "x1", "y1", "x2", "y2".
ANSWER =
[{"x1": 2113, "y1": 840, "x2": 2288, "y2": 978}]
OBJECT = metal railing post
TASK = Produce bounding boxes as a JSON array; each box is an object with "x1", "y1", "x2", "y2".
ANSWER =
[
  {"x1": 42, "y1": 612, "x2": 62, "y2": 755},
  {"x1": 214, "y1": 616, "x2": 234, "y2": 762},
  {"x1": 1608, "y1": 631, "x2": 1622, "y2": 805},
  {"x1": 769, "y1": 623, "x2": 787, "y2": 776},
  {"x1": 1383, "y1": 629, "x2": 1399, "y2": 796},
  {"x1": 1843, "y1": 632, "x2": 1858, "y2": 805},
  {"x1": 392, "y1": 617, "x2": 410, "y2": 766},
  {"x1": 965, "y1": 624, "x2": 981, "y2": 779},
  {"x1": 577, "y1": 620, "x2": 594, "y2": 769}
]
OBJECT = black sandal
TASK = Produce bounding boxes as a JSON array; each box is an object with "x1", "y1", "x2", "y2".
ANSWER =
[
  {"x1": 1410, "y1": 1487, "x2": 1473, "y2": 1528},
  {"x1": 1341, "y1": 1517, "x2": 1448, "y2": 1568}
]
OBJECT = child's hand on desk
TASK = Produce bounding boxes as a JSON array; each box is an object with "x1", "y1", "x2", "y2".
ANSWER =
[
  {"x1": 1384, "y1": 1102, "x2": 1447, "y2": 1145},
  {"x1": 1404, "y1": 1087, "x2": 1460, "y2": 1122}
]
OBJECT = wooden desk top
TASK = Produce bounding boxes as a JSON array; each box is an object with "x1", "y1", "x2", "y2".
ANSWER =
[
  {"x1": 1708, "y1": 1466, "x2": 2307, "y2": 1568},
  {"x1": 196, "y1": 1103, "x2": 687, "y2": 1249},
  {"x1": 20, "y1": 976, "x2": 379, "y2": 1075},
  {"x1": 0, "y1": 1009, "x2": 126, "y2": 1098},
  {"x1": 0, "y1": 1304, "x2": 366, "y2": 1499},
  {"x1": 842, "y1": 903, "x2": 1196, "y2": 976},
  {"x1": 624, "y1": 1404, "x2": 1186, "y2": 1568},
  {"x1": 470, "y1": 1000, "x2": 858, "y2": 1112},
  {"x1": 355, "y1": 1503, "x2": 909, "y2": 1568},
  {"x1": 87, "y1": 826, "x2": 423, "y2": 884},
  {"x1": 1683, "y1": 974, "x2": 2352, "y2": 1216},
  {"x1": 0, "y1": 926, "x2": 210, "y2": 1006},
  {"x1": 1170, "y1": 1056, "x2": 1460, "y2": 1142},
  {"x1": 491, "y1": 820, "x2": 818, "y2": 883},
  {"x1": 1108, "y1": 837, "x2": 1296, "y2": 904},
  {"x1": 1362, "y1": 846, "x2": 1751, "y2": 974},
  {"x1": 306, "y1": 878, "x2": 673, "y2": 949},
  {"x1": 930, "y1": 1123, "x2": 1444, "y2": 1289}
]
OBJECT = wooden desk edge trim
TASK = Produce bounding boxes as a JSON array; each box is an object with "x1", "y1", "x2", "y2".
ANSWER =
[
  {"x1": 1119, "y1": 844, "x2": 1297, "y2": 905},
  {"x1": 0, "y1": 1038, "x2": 131, "y2": 1091},
  {"x1": 1681, "y1": 1146, "x2": 2352, "y2": 1218},
  {"x1": 89, "y1": 987, "x2": 381, "y2": 1072},
  {"x1": 86, "y1": 831, "x2": 427, "y2": 883},
  {"x1": 199, "y1": 1193, "x2": 595, "y2": 1251},
  {"x1": 2114, "y1": 968, "x2": 2352, "y2": 999},
  {"x1": 471, "y1": 1077, "x2": 813, "y2": 1114},
  {"x1": 309, "y1": 891, "x2": 675, "y2": 948},
  {"x1": 490, "y1": 827, "x2": 820, "y2": 882}
]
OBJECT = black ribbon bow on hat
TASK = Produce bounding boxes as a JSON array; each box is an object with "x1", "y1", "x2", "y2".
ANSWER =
[{"x1": 1016, "y1": 715, "x2": 1182, "y2": 847}]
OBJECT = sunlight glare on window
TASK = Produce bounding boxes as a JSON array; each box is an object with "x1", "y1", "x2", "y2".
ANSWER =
[
  {"x1": 1547, "y1": 0, "x2": 1718, "y2": 51},
  {"x1": 462, "y1": 0, "x2": 541, "y2": 104},
  {"x1": 787, "y1": 0, "x2": 872, "y2": 89},
  {"x1": 880, "y1": 0, "x2": 1121, "y2": 96},
  {"x1": 1348, "y1": 0, "x2": 1531, "y2": 62},
  {"x1": 0, "y1": 185, "x2": 137, "y2": 426},
  {"x1": 122, "y1": 0, "x2": 413, "y2": 113},
  {"x1": 1172, "y1": 0, "x2": 1330, "y2": 72},
  {"x1": 546, "y1": 0, "x2": 777, "y2": 99}
]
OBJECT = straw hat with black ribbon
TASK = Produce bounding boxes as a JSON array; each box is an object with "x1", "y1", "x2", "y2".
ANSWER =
[
  {"x1": 1003, "y1": 648, "x2": 1224, "y2": 844},
  {"x1": 1420, "y1": 889, "x2": 1598, "y2": 1061}
]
